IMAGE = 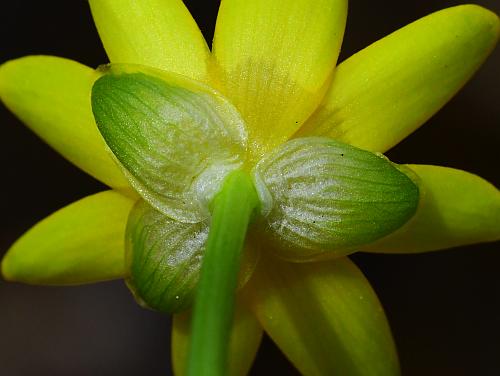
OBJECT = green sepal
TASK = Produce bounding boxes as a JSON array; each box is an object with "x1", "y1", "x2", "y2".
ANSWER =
[
  {"x1": 125, "y1": 199, "x2": 259, "y2": 314},
  {"x1": 125, "y1": 200, "x2": 209, "y2": 313},
  {"x1": 253, "y1": 137, "x2": 419, "y2": 261},
  {"x1": 91, "y1": 64, "x2": 247, "y2": 223}
]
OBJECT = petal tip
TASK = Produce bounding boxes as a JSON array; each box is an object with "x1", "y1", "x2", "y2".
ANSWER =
[
  {"x1": 0, "y1": 58, "x2": 17, "y2": 96},
  {"x1": 1, "y1": 244, "x2": 25, "y2": 283},
  {"x1": 459, "y1": 4, "x2": 500, "y2": 40},
  {"x1": 1, "y1": 254, "x2": 14, "y2": 282}
]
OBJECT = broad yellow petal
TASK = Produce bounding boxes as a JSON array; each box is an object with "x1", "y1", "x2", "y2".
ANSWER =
[
  {"x1": 248, "y1": 254, "x2": 399, "y2": 376},
  {"x1": 89, "y1": 0, "x2": 210, "y2": 81},
  {"x1": 2, "y1": 191, "x2": 135, "y2": 285},
  {"x1": 299, "y1": 5, "x2": 499, "y2": 152},
  {"x1": 361, "y1": 165, "x2": 500, "y2": 254},
  {"x1": 213, "y1": 0, "x2": 347, "y2": 160},
  {"x1": 172, "y1": 298, "x2": 263, "y2": 376},
  {"x1": 0, "y1": 56, "x2": 128, "y2": 188}
]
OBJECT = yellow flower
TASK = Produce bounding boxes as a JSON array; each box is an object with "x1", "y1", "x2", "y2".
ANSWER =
[{"x1": 1, "y1": 1, "x2": 499, "y2": 375}]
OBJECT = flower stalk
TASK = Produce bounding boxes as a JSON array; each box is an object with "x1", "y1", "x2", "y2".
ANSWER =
[{"x1": 187, "y1": 170, "x2": 259, "y2": 376}]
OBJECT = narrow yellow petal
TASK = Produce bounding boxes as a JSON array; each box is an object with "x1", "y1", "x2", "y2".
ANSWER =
[
  {"x1": 2, "y1": 191, "x2": 135, "y2": 285},
  {"x1": 89, "y1": 0, "x2": 210, "y2": 81},
  {"x1": 361, "y1": 165, "x2": 500, "y2": 254},
  {"x1": 213, "y1": 0, "x2": 347, "y2": 160},
  {"x1": 0, "y1": 56, "x2": 128, "y2": 188},
  {"x1": 248, "y1": 254, "x2": 400, "y2": 376},
  {"x1": 172, "y1": 298, "x2": 263, "y2": 376},
  {"x1": 299, "y1": 5, "x2": 500, "y2": 152}
]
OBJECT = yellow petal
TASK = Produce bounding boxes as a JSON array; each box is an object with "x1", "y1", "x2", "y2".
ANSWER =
[
  {"x1": 248, "y1": 254, "x2": 399, "y2": 376},
  {"x1": 361, "y1": 165, "x2": 500, "y2": 254},
  {"x1": 89, "y1": 0, "x2": 210, "y2": 81},
  {"x1": 0, "y1": 56, "x2": 128, "y2": 188},
  {"x1": 299, "y1": 5, "x2": 500, "y2": 152},
  {"x1": 2, "y1": 191, "x2": 135, "y2": 285},
  {"x1": 212, "y1": 0, "x2": 347, "y2": 161},
  {"x1": 172, "y1": 298, "x2": 263, "y2": 376}
]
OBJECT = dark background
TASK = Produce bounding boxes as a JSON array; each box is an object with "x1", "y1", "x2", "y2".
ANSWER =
[{"x1": 0, "y1": 1, "x2": 498, "y2": 375}]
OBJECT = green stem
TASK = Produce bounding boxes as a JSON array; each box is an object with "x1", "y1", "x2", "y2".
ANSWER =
[{"x1": 187, "y1": 170, "x2": 259, "y2": 376}]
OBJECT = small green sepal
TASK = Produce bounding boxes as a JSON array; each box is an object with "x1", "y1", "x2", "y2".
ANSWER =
[
  {"x1": 125, "y1": 200, "x2": 209, "y2": 313},
  {"x1": 254, "y1": 137, "x2": 420, "y2": 261},
  {"x1": 125, "y1": 199, "x2": 260, "y2": 314},
  {"x1": 91, "y1": 64, "x2": 248, "y2": 223}
]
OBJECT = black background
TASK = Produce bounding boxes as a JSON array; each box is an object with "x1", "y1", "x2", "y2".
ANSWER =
[{"x1": 0, "y1": 1, "x2": 499, "y2": 375}]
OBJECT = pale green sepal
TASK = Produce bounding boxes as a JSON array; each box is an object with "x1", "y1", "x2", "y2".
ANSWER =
[
  {"x1": 125, "y1": 200, "x2": 209, "y2": 313},
  {"x1": 89, "y1": 0, "x2": 210, "y2": 82},
  {"x1": 91, "y1": 65, "x2": 247, "y2": 223},
  {"x1": 1, "y1": 191, "x2": 135, "y2": 285},
  {"x1": 248, "y1": 253, "x2": 400, "y2": 376},
  {"x1": 0, "y1": 56, "x2": 129, "y2": 188},
  {"x1": 361, "y1": 165, "x2": 500, "y2": 253},
  {"x1": 253, "y1": 137, "x2": 419, "y2": 261},
  {"x1": 300, "y1": 5, "x2": 500, "y2": 153},
  {"x1": 125, "y1": 199, "x2": 259, "y2": 314},
  {"x1": 172, "y1": 298, "x2": 263, "y2": 376}
]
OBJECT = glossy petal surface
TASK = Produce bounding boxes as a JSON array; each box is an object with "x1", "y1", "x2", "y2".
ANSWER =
[
  {"x1": 0, "y1": 56, "x2": 128, "y2": 188},
  {"x1": 89, "y1": 0, "x2": 210, "y2": 81},
  {"x1": 300, "y1": 5, "x2": 500, "y2": 153},
  {"x1": 248, "y1": 254, "x2": 399, "y2": 376},
  {"x1": 213, "y1": 0, "x2": 347, "y2": 160},
  {"x1": 2, "y1": 191, "x2": 135, "y2": 285},
  {"x1": 172, "y1": 299, "x2": 263, "y2": 376},
  {"x1": 362, "y1": 165, "x2": 500, "y2": 253}
]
